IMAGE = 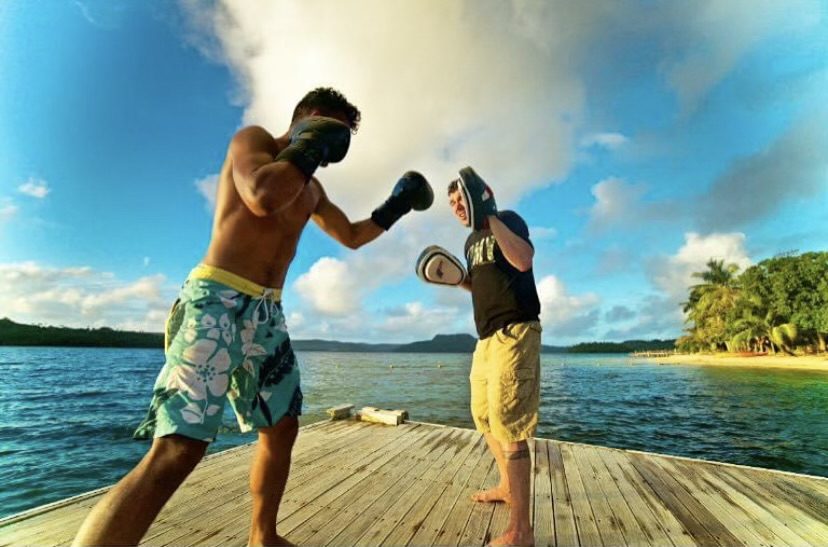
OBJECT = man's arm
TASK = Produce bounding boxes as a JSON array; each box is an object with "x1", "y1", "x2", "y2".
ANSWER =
[
  {"x1": 230, "y1": 126, "x2": 308, "y2": 217},
  {"x1": 489, "y1": 215, "x2": 534, "y2": 272},
  {"x1": 311, "y1": 182, "x2": 384, "y2": 249}
]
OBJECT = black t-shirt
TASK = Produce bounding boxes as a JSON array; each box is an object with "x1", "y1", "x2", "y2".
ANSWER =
[{"x1": 465, "y1": 210, "x2": 541, "y2": 339}]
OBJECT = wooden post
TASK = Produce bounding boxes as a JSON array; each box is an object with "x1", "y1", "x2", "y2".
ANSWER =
[
  {"x1": 326, "y1": 404, "x2": 354, "y2": 421},
  {"x1": 357, "y1": 406, "x2": 408, "y2": 425}
]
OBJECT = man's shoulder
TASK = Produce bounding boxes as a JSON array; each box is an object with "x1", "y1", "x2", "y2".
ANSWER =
[
  {"x1": 230, "y1": 125, "x2": 277, "y2": 154},
  {"x1": 497, "y1": 209, "x2": 524, "y2": 222}
]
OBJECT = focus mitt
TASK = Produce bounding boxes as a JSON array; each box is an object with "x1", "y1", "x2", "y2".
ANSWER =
[
  {"x1": 456, "y1": 166, "x2": 497, "y2": 230},
  {"x1": 416, "y1": 245, "x2": 467, "y2": 286}
]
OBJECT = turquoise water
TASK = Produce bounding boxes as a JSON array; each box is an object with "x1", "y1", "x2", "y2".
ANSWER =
[{"x1": 0, "y1": 346, "x2": 826, "y2": 518}]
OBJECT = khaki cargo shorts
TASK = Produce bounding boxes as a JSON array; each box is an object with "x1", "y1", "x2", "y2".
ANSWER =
[{"x1": 470, "y1": 320, "x2": 541, "y2": 443}]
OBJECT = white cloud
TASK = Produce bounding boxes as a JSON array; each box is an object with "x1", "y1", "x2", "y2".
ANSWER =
[
  {"x1": 588, "y1": 177, "x2": 647, "y2": 230},
  {"x1": 377, "y1": 301, "x2": 466, "y2": 337},
  {"x1": 647, "y1": 232, "x2": 752, "y2": 301},
  {"x1": 580, "y1": 132, "x2": 628, "y2": 150},
  {"x1": 18, "y1": 178, "x2": 50, "y2": 199},
  {"x1": 179, "y1": 0, "x2": 592, "y2": 213},
  {"x1": 194, "y1": 174, "x2": 219, "y2": 213},
  {"x1": 0, "y1": 262, "x2": 173, "y2": 331},
  {"x1": 293, "y1": 257, "x2": 362, "y2": 316},
  {"x1": 587, "y1": 176, "x2": 680, "y2": 232},
  {"x1": 0, "y1": 203, "x2": 18, "y2": 222},
  {"x1": 536, "y1": 275, "x2": 600, "y2": 336}
]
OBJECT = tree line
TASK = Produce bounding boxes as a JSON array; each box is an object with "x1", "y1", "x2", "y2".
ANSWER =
[{"x1": 678, "y1": 251, "x2": 828, "y2": 354}]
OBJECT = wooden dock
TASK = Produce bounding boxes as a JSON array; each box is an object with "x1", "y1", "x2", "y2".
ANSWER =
[{"x1": 1, "y1": 419, "x2": 826, "y2": 546}]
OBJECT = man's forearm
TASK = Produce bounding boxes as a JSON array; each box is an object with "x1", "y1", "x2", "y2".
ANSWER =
[
  {"x1": 489, "y1": 216, "x2": 533, "y2": 272},
  {"x1": 347, "y1": 219, "x2": 385, "y2": 249}
]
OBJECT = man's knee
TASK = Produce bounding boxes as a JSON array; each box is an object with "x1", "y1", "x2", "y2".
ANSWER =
[
  {"x1": 145, "y1": 435, "x2": 207, "y2": 482},
  {"x1": 259, "y1": 416, "x2": 299, "y2": 448}
]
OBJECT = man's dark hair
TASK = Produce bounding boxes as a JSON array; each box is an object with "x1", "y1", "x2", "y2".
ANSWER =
[
  {"x1": 292, "y1": 87, "x2": 361, "y2": 131},
  {"x1": 447, "y1": 179, "x2": 459, "y2": 195}
]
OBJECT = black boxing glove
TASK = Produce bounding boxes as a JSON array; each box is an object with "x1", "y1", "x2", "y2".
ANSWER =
[
  {"x1": 371, "y1": 171, "x2": 434, "y2": 230},
  {"x1": 274, "y1": 116, "x2": 351, "y2": 180}
]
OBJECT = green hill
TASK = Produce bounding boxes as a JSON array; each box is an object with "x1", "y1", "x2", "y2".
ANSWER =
[
  {"x1": 0, "y1": 318, "x2": 673, "y2": 353},
  {"x1": 0, "y1": 318, "x2": 164, "y2": 348}
]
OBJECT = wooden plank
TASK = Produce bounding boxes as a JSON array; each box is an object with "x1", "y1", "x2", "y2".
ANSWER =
[
  {"x1": 703, "y1": 464, "x2": 828, "y2": 546},
  {"x1": 599, "y1": 448, "x2": 695, "y2": 547},
  {"x1": 533, "y1": 439, "x2": 554, "y2": 547},
  {"x1": 759, "y1": 473, "x2": 828, "y2": 524},
  {"x1": 547, "y1": 441, "x2": 580, "y2": 547},
  {"x1": 684, "y1": 459, "x2": 816, "y2": 546},
  {"x1": 1, "y1": 420, "x2": 365, "y2": 546},
  {"x1": 582, "y1": 445, "x2": 668, "y2": 546},
  {"x1": 144, "y1": 422, "x2": 424, "y2": 546},
  {"x1": 567, "y1": 443, "x2": 627, "y2": 546},
  {"x1": 275, "y1": 424, "x2": 439, "y2": 537},
  {"x1": 358, "y1": 428, "x2": 480, "y2": 546},
  {"x1": 335, "y1": 428, "x2": 481, "y2": 546},
  {"x1": 652, "y1": 456, "x2": 781, "y2": 546},
  {"x1": 138, "y1": 422, "x2": 391, "y2": 545},
  {"x1": 352, "y1": 438, "x2": 486, "y2": 546},
  {"x1": 412, "y1": 437, "x2": 491, "y2": 546},
  {"x1": 629, "y1": 453, "x2": 743, "y2": 547},
  {"x1": 5, "y1": 420, "x2": 828, "y2": 547},
  {"x1": 558, "y1": 443, "x2": 605, "y2": 546},
  {"x1": 284, "y1": 427, "x2": 461, "y2": 546},
  {"x1": 456, "y1": 457, "x2": 499, "y2": 546},
  {"x1": 170, "y1": 426, "x2": 426, "y2": 545},
  {"x1": 528, "y1": 437, "x2": 536, "y2": 528},
  {"x1": 403, "y1": 430, "x2": 490, "y2": 546},
  {"x1": 487, "y1": 484, "x2": 511, "y2": 546}
]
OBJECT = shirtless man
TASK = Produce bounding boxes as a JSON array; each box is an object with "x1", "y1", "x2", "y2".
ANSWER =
[{"x1": 73, "y1": 87, "x2": 433, "y2": 546}]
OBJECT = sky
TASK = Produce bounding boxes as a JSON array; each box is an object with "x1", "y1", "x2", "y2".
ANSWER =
[{"x1": 1, "y1": 0, "x2": 826, "y2": 344}]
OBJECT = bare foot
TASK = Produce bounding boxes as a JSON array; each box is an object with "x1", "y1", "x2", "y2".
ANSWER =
[
  {"x1": 471, "y1": 486, "x2": 510, "y2": 503},
  {"x1": 488, "y1": 528, "x2": 534, "y2": 546},
  {"x1": 248, "y1": 534, "x2": 295, "y2": 547}
]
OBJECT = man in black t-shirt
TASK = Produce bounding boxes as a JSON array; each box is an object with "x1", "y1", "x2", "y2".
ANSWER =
[{"x1": 418, "y1": 166, "x2": 540, "y2": 547}]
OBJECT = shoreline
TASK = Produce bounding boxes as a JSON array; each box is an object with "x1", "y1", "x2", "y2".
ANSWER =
[{"x1": 638, "y1": 353, "x2": 828, "y2": 373}]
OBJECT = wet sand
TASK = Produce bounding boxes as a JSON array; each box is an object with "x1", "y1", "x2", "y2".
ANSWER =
[{"x1": 641, "y1": 353, "x2": 828, "y2": 373}]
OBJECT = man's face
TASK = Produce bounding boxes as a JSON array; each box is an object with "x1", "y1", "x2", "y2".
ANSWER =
[{"x1": 448, "y1": 190, "x2": 469, "y2": 227}]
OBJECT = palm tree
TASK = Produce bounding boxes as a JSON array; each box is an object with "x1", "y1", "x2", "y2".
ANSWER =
[{"x1": 682, "y1": 259, "x2": 741, "y2": 351}]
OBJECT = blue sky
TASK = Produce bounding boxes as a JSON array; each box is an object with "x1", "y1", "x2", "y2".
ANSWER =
[{"x1": 1, "y1": 0, "x2": 826, "y2": 344}]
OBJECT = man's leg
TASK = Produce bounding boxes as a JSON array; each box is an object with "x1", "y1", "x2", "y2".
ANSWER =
[
  {"x1": 72, "y1": 435, "x2": 207, "y2": 546},
  {"x1": 248, "y1": 415, "x2": 299, "y2": 547},
  {"x1": 472, "y1": 432, "x2": 511, "y2": 502},
  {"x1": 490, "y1": 440, "x2": 533, "y2": 546}
]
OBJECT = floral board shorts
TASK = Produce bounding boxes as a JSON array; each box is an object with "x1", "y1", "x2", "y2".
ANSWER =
[
  {"x1": 470, "y1": 321, "x2": 541, "y2": 443},
  {"x1": 133, "y1": 264, "x2": 302, "y2": 443}
]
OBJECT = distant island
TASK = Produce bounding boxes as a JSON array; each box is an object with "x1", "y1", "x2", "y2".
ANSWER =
[{"x1": 0, "y1": 318, "x2": 675, "y2": 354}]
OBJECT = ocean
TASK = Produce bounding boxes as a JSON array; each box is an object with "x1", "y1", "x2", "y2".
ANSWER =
[{"x1": 0, "y1": 346, "x2": 826, "y2": 519}]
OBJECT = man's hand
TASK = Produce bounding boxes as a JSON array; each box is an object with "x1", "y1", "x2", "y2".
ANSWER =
[
  {"x1": 274, "y1": 116, "x2": 351, "y2": 180},
  {"x1": 370, "y1": 171, "x2": 433, "y2": 230}
]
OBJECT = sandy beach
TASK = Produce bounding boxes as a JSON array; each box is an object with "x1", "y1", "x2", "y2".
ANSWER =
[{"x1": 640, "y1": 353, "x2": 828, "y2": 373}]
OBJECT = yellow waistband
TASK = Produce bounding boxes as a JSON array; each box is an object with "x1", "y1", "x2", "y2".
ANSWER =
[{"x1": 189, "y1": 264, "x2": 282, "y2": 300}]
